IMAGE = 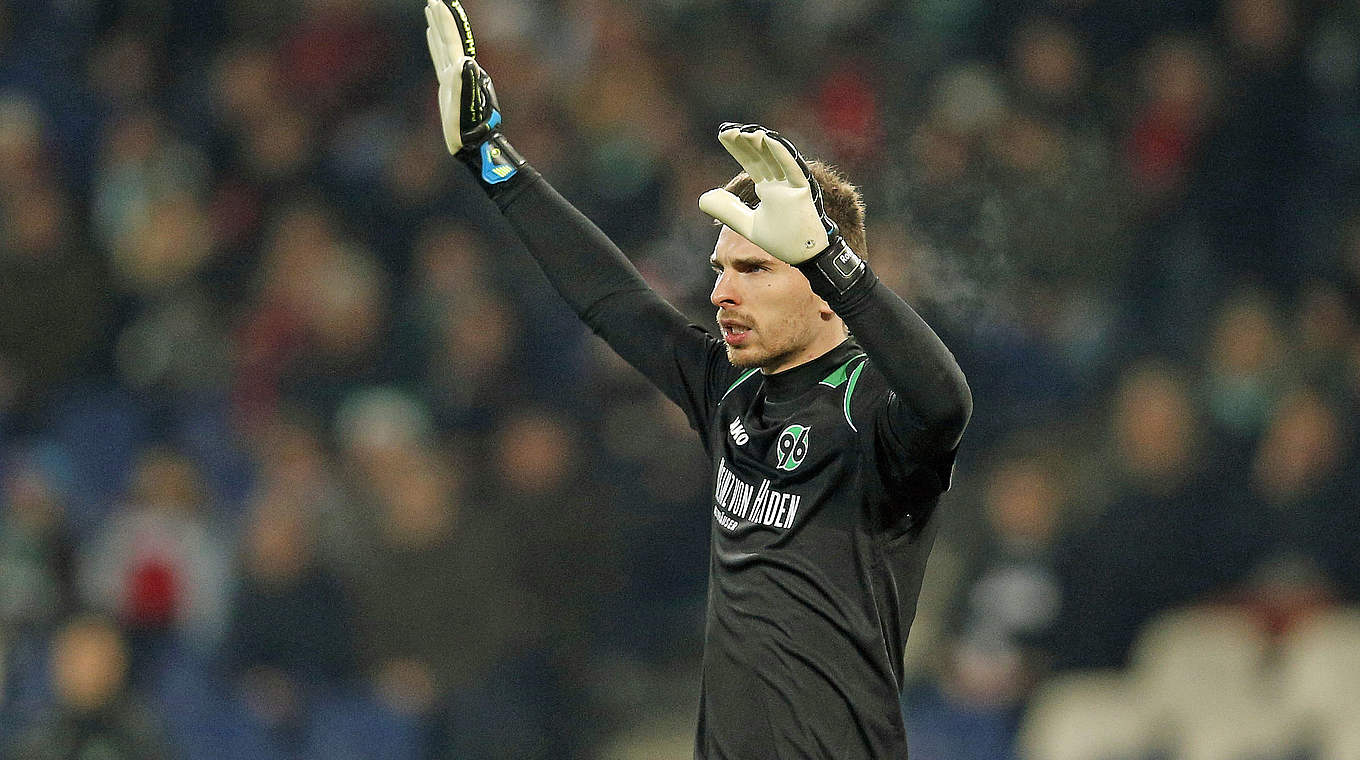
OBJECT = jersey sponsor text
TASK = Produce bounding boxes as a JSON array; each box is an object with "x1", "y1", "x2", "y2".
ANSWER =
[{"x1": 713, "y1": 457, "x2": 802, "y2": 530}]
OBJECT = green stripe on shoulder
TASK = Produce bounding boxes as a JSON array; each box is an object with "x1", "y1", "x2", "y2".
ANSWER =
[
  {"x1": 843, "y1": 358, "x2": 869, "y2": 431},
  {"x1": 721, "y1": 368, "x2": 761, "y2": 400},
  {"x1": 820, "y1": 353, "x2": 868, "y2": 388}
]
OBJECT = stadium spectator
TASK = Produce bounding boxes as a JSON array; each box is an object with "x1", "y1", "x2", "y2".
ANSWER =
[
  {"x1": 78, "y1": 447, "x2": 233, "y2": 664},
  {"x1": 7, "y1": 614, "x2": 174, "y2": 760},
  {"x1": 1048, "y1": 361, "x2": 1234, "y2": 670},
  {"x1": 0, "y1": 444, "x2": 76, "y2": 635},
  {"x1": 223, "y1": 493, "x2": 358, "y2": 723},
  {"x1": 1242, "y1": 386, "x2": 1359, "y2": 604}
]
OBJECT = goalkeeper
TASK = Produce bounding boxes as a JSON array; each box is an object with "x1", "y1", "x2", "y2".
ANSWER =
[{"x1": 424, "y1": 2, "x2": 972, "y2": 757}]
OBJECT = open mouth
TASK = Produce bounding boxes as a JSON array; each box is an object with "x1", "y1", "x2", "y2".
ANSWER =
[{"x1": 720, "y1": 320, "x2": 751, "y2": 346}]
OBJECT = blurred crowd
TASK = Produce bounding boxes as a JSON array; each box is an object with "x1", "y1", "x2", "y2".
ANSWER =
[{"x1": 1, "y1": 0, "x2": 1358, "y2": 758}]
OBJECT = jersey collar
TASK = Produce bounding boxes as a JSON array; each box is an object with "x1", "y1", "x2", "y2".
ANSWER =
[{"x1": 762, "y1": 339, "x2": 863, "y2": 404}]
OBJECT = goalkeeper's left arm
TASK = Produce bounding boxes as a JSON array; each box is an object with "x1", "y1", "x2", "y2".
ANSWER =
[{"x1": 699, "y1": 123, "x2": 972, "y2": 458}]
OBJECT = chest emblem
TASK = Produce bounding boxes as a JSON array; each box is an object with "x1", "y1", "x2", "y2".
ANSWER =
[{"x1": 776, "y1": 424, "x2": 810, "y2": 471}]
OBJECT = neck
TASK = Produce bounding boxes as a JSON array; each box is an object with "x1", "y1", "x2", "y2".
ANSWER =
[{"x1": 762, "y1": 325, "x2": 848, "y2": 374}]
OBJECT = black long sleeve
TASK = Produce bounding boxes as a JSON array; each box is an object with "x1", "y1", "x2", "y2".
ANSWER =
[
  {"x1": 483, "y1": 167, "x2": 731, "y2": 422},
  {"x1": 798, "y1": 249, "x2": 972, "y2": 457}
]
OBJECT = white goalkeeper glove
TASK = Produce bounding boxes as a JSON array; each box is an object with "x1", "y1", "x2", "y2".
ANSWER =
[
  {"x1": 699, "y1": 123, "x2": 842, "y2": 266},
  {"x1": 424, "y1": 0, "x2": 522, "y2": 185}
]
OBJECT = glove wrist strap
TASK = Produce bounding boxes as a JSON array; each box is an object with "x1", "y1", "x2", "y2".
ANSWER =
[
  {"x1": 457, "y1": 130, "x2": 525, "y2": 187},
  {"x1": 796, "y1": 237, "x2": 875, "y2": 302}
]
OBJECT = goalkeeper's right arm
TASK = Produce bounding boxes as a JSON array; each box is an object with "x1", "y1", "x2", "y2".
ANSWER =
[
  {"x1": 424, "y1": 0, "x2": 524, "y2": 184},
  {"x1": 423, "y1": 0, "x2": 725, "y2": 413}
]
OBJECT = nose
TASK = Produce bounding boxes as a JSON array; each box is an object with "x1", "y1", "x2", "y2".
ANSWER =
[{"x1": 711, "y1": 270, "x2": 739, "y2": 308}]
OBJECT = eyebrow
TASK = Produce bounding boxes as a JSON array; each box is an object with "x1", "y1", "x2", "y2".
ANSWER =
[{"x1": 710, "y1": 254, "x2": 773, "y2": 268}]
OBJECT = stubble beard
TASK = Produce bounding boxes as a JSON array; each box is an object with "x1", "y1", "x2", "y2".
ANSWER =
[
  {"x1": 723, "y1": 326, "x2": 810, "y2": 372},
  {"x1": 719, "y1": 297, "x2": 826, "y2": 371},
  {"x1": 724, "y1": 344, "x2": 764, "y2": 369}
]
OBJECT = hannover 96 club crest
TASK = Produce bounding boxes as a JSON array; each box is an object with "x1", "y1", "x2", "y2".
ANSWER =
[{"x1": 776, "y1": 424, "x2": 810, "y2": 472}]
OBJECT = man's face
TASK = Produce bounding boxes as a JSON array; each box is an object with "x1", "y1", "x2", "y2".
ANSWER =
[{"x1": 710, "y1": 226, "x2": 836, "y2": 373}]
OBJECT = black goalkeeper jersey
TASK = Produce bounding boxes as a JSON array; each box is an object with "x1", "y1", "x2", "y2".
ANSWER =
[
  {"x1": 481, "y1": 168, "x2": 969, "y2": 759},
  {"x1": 690, "y1": 340, "x2": 954, "y2": 759}
]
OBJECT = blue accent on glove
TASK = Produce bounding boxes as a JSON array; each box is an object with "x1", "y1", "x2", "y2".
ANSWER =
[
  {"x1": 479, "y1": 117, "x2": 517, "y2": 184},
  {"x1": 487, "y1": 110, "x2": 501, "y2": 130}
]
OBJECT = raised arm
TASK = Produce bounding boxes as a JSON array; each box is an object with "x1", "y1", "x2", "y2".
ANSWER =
[
  {"x1": 700, "y1": 124, "x2": 972, "y2": 456},
  {"x1": 423, "y1": 0, "x2": 729, "y2": 419}
]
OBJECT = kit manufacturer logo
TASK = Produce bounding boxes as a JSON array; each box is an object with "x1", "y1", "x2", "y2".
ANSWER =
[{"x1": 728, "y1": 418, "x2": 749, "y2": 446}]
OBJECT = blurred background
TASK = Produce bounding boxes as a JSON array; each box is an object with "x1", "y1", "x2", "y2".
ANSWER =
[{"x1": 1, "y1": 0, "x2": 1358, "y2": 758}]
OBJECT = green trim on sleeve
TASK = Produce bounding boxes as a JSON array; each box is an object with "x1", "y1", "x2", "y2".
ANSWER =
[
  {"x1": 819, "y1": 353, "x2": 868, "y2": 388},
  {"x1": 843, "y1": 358, "x2": 868, "y2": 432},
  {"x1": 721, "y1": 368, "x2": 761, "y2": 400}
]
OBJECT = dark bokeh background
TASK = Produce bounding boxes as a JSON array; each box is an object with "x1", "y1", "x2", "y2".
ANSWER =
[{"x1": 2, "y1": 0, "x2": 1358, "y2": 758}]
